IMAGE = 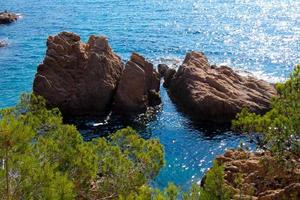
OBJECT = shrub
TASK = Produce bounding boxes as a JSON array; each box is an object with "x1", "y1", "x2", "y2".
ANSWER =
[
  {"x1": 0, "y1": 94, "x2": 164, "y2": 199},
  {"x1": 232, "y1": 65, "x2": 300, "y2": 157}
]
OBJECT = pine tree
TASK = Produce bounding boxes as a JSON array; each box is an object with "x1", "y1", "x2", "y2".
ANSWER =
[{"x1": 232, "y1": 65, "x2": 300, "y2": 157}]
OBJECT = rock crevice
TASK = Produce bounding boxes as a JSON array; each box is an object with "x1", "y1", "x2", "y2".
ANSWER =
[{"x1": 113, "y1": 53, "x2": 161, "y2": 113}]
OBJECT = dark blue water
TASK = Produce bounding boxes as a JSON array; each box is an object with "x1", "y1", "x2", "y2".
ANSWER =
[{"x1": 1, "y1": 0, "x2": 299, "y2": 190}]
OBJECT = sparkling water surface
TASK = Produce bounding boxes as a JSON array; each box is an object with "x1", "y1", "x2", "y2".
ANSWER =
[{"x1": 0, "y1": 0, "x2": 299, "y2": 190}]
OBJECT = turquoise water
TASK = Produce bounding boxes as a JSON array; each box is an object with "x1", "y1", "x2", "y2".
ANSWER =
[{"x1": 1, "y1": 0, "x2": 299, "y2": 190}]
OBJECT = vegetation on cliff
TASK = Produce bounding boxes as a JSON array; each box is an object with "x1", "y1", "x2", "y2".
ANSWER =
[
  {"x1": 233, "y1": 64, "x2": 300, "y2": 158},
  {"x1": 230, "y1": 65, "x2": 300, "y2": 199}
]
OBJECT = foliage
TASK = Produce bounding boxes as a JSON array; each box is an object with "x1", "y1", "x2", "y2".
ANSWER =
[
  {"x1": 232, "y1": 65, "x2": 300, "y2": 157},
  {"x1": 198, "y1": 161, "x2": 232, "y2": 200},
  {"x1": 0, "y1": 94, "x2": 164, "y2": 199},
  {"x1": 124, "y1": 160, "x2": 233, "y2": 200},
  {"x1": 91, "y1": 127, "x2": 164, "y2": 199},
  {"x1": 0, "y1": 97, "x2": 75, "y2": 200},
  {"x1": 0, "y1": 93, "x2": 233, "y2": 200}
]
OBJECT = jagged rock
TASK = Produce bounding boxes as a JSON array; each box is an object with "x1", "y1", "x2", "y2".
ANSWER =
[
  {"x1": 113, "y1": 53, "x2": 161, "y2": 113},
  {"x1": 257, "y1": 183, "x2": 300, "y2": 200},
  {"x1": 157, "y1": 63, "x2": 177, "y2": 88},
  {"x1": 0, "y1": 11, "x2": 18, "y2": 24},
  {"x1": 163, "y1": 68, "x2": 176, "y2": 88},
  {"x1": 214, "y1": 150, "x2": 300, "y2": 200},
  {"x1": 158, "y1": 64, "x2": 169, "y2": 77},
  {"x1": 33, "y1": 32, "x2": 123, "y2": 116},
  {"x1": 148, "y1": 90, "x2": 162, "y2": 106},
  {"x1": 167, "y1": 51, "x2": 277, "y2": 123}
]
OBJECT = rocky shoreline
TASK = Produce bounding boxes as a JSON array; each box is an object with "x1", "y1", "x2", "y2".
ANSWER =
[{"x1": 215, "y1": 149, "x2": 300, "y2": 200}]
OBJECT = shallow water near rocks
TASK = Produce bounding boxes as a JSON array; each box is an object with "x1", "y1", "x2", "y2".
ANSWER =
[{"x1": 0, "y1": 0, "x2": 299, "y2": 190}]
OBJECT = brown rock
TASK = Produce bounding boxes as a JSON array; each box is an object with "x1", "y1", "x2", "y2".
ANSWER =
[
  {"x1": 258, "y1": 183, "x2": 300, "y2": 200},
  {"x1": 163, "y1": 68, "x2": 176, "y2": 88},
  {"x1": 33, "y1": 32, "x2": 123, "y2": 116},
  {"x1": 113, "y1": 53, "x2": 161, "y2": 113},
  {"x1": 233, "y1": 194, "x2": 258, "y2": 200},
  {"x1": 0, "y1": 11, "x2": 18, "y2": 24},
  {"x1": 167, "y1": 51, "x2": 277, "y2": 123},
  {"x1": 158, "y1": 64, "x2": 169, "y2": 77},
  {"x1": 148, "y1": 90, "x2": 162, "y2": 107},
  {"x1": 209, "y1": 150, "x2": 300, "y2": 200}
]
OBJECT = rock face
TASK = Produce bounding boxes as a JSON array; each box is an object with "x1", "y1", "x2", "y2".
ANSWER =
[
  {"x1": 167, "y1": 51, "x2": 277, "y2": 123},
  {"x1": 33, "y1": 32, "x2": 123, "y2": 116},
  {"x1": 215, "y1": 150, "x2": 300, "y2": 200},
  {"x1": 113, "y1": 53, "x2": 161, "y2": 113},
  {"x1": 0, "y1": 11, "x2": 18, "y2": 24}
]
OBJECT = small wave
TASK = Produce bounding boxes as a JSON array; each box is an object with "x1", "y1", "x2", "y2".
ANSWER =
[
  {"x1": 16, "y1": 13, "x2": 23, "y2": 19},
  {"x1": 151, "y1": 57, "x2": 183, "y2": 69},
  {"x1": 152, "y1": 55, "x2": 285, "y2": 83},
  {"x1": 237, "y1": 70, "x2": 286, "y2": 83},
  {"x1": 92, "y1": 112, "x2": 112, "y2": 127}
]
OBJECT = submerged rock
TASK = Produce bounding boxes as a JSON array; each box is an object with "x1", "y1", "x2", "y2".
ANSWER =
[
  {"x1": 166, "y1": 51, "x2": 277, "y2": 123},
  {"x1": 33, "y1": 32, "x2": 123, "y2": 116},
  {"x1": 215, "y1": 150, "x2": 300, "y2": 200},
  {"x1": 113, "y1": 53, "x2": 161, "y2": 113},
  {"x1": 0, "y1": 11, "x2": 18, "y2": 24},
  {"x1": 0, "y1": 40, "x2": 8, "y2": 47}
]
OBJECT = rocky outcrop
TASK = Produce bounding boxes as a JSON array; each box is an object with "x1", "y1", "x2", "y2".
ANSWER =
[
  {"x1": 0, "y1": 40, "x2": 8, "y2": 47},
  {"x1": 113, "y1": 53, "x2": 161, "y2": 113},
  {"x1": 215, "y1": 150, "x2": 300, "y2": 200},
  {"x1": 166, "y1": 51, "x2": 277, "y2": 123},
  {"x1": 33, "y1": 32, "x2": 124, "y2": 116},
  {"x1": 0, "y1": 11, "x2": 18, "y2": 24},
  {"x1": 158, "y1": 64, "x2": 169, "y2": 77},
  {"x1": 158, "y1": 64, "x2": 176, "y2": 88},
  {"x1": 33, "y1": 32, "x2": 162, "y2": 117}
]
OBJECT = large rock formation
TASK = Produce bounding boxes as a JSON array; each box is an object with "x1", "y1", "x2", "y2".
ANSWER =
[
  {"x1": 215, "y1": 150, "x2": 300, "y2": 200},
  {"x1": 113, "y1": 53, "x2": 161, "y2": 113},
  {"x1": 0, "y1": 11, "x2": 18, "y2": 24},
  {"x1": 33, "y1": 32, "x2": 123, "y2": 116},
  {"x1": 166, "y1": 51, "x2": 277, "y2": 123}
]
